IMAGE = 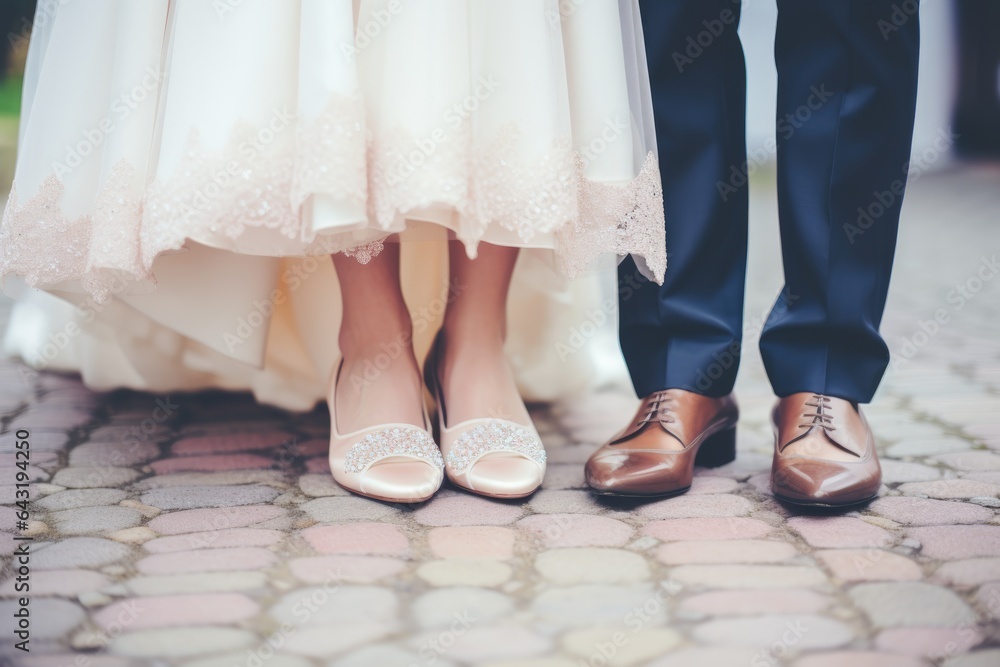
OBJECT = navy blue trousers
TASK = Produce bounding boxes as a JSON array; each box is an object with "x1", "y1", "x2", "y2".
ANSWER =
[{"x1": 622, "y1": 0, "x2": 920, "y2": 403}]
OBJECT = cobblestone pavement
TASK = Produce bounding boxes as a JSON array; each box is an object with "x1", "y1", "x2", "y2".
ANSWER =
[{"x1": 1, "y1": 163, "x2": 999, "y2": 666}]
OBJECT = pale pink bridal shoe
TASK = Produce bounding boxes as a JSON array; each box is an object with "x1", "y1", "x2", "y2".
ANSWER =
[
  {"x1": 328, "y1": 361, "x2": 444, "y2": 503},
  {"x1": 424, "y1": 335, "x2": 546, "y2": 499}
]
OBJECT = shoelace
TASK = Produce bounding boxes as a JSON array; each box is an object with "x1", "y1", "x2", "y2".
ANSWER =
[
  {"x1": 644, "y1": 390, "x2": 678, "y2": 425},
  {"x1": 800, "y1": 394, "x2": 836, "y2": 432}
]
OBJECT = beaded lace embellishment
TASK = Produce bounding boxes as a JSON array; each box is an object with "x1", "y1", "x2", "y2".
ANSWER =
[
  {"x1": 445, "y1": 422, "x2": 547, "y2": 475},
  {"x1": 344, "y1": 427, "x2": 444, "y2": 474},
  {"x1": 1, "y1": 107, "x2": 666, "y2": 301}
]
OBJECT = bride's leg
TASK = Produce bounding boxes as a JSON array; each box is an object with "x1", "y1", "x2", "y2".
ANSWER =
[
  {"x1": 439, "y1": 241, "x2": 532, "y2": 426},
  {"x1": 332, "y1": 243, "x2": 425, "y2": 431}
]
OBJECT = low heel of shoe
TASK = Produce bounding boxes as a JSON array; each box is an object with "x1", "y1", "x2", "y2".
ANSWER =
[{"x1": 695, "y1": 427, "x2": 736, "y2": 468}]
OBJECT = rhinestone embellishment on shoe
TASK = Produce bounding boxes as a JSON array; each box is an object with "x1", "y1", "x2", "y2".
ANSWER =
[
  {"x1": 344, "y1": 427, "x2": 444, "y2": 474},
  {"x1": 446, "y1": 422, "x2": 546, "y2": 474}
]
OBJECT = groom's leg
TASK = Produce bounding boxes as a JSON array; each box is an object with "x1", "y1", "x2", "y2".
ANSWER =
[
  {"x1": 761, "y1": 0, "x2": 920, "y2": 403},
  {"x1": 621, "y1": 0, "x2": 748, "y2": 398}
]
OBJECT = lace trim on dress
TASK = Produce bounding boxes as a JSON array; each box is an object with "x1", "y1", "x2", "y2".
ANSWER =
[
  {"x1": 559, "y1": 151, "x2": 666, "y2": 283},
  {"x1": 0, "y1": 161, "x2": 150, "y2": 303},
  {"x1": 1, "y1": 105, "x2": 665, "y2": 302}
]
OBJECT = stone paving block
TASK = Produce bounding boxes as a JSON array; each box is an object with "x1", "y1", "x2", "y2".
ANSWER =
[
  {"x1": 301, "y1": 522, "x2": 408, "y2": 556},
  {"x1": 289, "y1": 555, "x2": 406, "y2": 584},
  {"x1": 793, "y1": 652, "x2": 928, "y2": 667},
  {"x1": 68, "y1": 441, "x2": 160, "y2": 467},
  {"x1": 561, "y1": 626, "x2": 683, "y2": 665},
  {"x1": 270, "y1": 585, "x2": 398, "y2": 626},
  {"x1": 868, "y1": 496, "x2": 994, "y2": 525},
  {"x1": 517, "y1": 515, "x2": 633, "y2": 548},
  {"x1": 880, "y1": 460, "x2": 945, "y2": 484},
  {"x1": 943, "y1": 650, "x2": 1000, "y2": 667},
  {"x1": 185, "y1": 654, "x2": 312, "y2": 667},
  {"x1": 413, "y1": 494, "x2": 525, "y2": 526},
  {"x1": 428, "y1": 526, "x2": 517, "y2": 558},
  {"x1": 328, "y1": 646, "x2": 442, "y2": 667},
  {"x1": 637, "y1": 494, "x2": 754, "y2": 520},
  {"x1": 34, "y1": 537, "x2": 132, "y2": 570},
  {"x1": 814, "y1": 549, "x2": 923, "y2": 582},
  {"x1": 678, "y1": 589, "x2": 832, "y2": 617},
  {"x1": 411, "y1": 587, "x2": 515, "y2": 629},
  {"x1": 530, "y1": 584, "x2": 669, "y2": 628},
  {"x1": 849, "y1": 582, "x2": 978, "y2": 628},
  {"x1": 139, "y1": 484, "x2": 281, "y2": 510},
  {"x1": 143, "y1": 528, "x2": 283, "y2": 553},
  {"x1": 688, "y1": 476, "x2": 741, "y2": 494},
  {"x1": 147, "y1": 505, "x2": 288, "y2": 534},
  {"x1": 528, "y1": 489, "x2": 603, "y2": 514},
  {"x1": 787, "y1": 516, "x2": 894, "y2": 549},
  {"x1": 417, "y1": 559, "x2": 513, "y2": 587},
  {"x1": 0, "y1": 569, "x2": 111, "y2": 598},
  {"x1": 535, "y1": 548, "x2": 650, "y2": 585},
  {"x1": 691, "y1": 614, "x2": 854, "y2": 650},
  {"x1": 642, "y1": 517, "x2": 776, "y2": 541},
  {"x1": 150, "y1": 454, "x2": 275, "y2": 474},
  {"x1": 656, "y1": 539, "x2": 797, "y2": 565},
  {"x1": 898, "y1": 479, "x2": 1000, "y2": 499},
  {"x1": 171, "y1": 431, "x2": 292, "y2": 455},
  {"x1": 542, "y1": 463, "x2": 587, "y2": 490},
  {"x1": 931, "y1": 451, "x2": 1000, "y2": 472},
  {"x1": 109, "y1": 627, "x2": 257, "y2": 658},
  {"x1": 125, "y1": 572, "x2": 268, "y2": 596},
  {"x1": 887, "y1": 438, "x2": 973, "y2": 457},
  {"x1": 670, "y1": 564, "x2": 828, "y2": 589},
  {"x1": 298, "y1": 473, "x2": 350, "y2": 497},
  {"x1": 907, "y1": 525, "x2": 1000, "y2": 559},
  {"x1": 411, "y1": 625, "x2": 552, "y2": 664},
  {"x1": 299, "y1": 496, "x2": 400, "y2": 522},
  {"x1": 932, "y1": 558, "x2": 1000, "y2": 587},
  {"x1": 0, "y1": 598, "x2": 84, "y2": 639},
  {"x1": 131, "y1": 470, "x2": 288, "y2": 490},
  {"x1": 136, "y1": 547, "x2": 278, "y2": 575},
  {"x1": 646, "y1": 647, "x2": 762, "y2": 667},
  {"x1": 282, "y1": 623, "x2": 394, "y2": 658},
  {"x1": 52, "y1": 467, "x2": 141, "y2": 488},
  {"x1": 875, "y1": 627, "x2": 983, "y2": 659},
  {"x1": 93, "y1": 594, "x2": 259, "y2": 631},
  {"x1": 34, "y1": 488, "x2": 128, "y2": 511},
  {"x1": 49, "y1": 506, "x2": 143, "y2": 535}
]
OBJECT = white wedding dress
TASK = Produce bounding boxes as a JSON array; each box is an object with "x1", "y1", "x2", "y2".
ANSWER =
[{"x1": 1, "y1": 0, "x2": 663, "y2": 410}]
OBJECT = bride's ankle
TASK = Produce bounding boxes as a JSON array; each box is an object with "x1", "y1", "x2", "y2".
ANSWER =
[{"x1": 339, "y1": 321, "x2": 415, "y2": 364}]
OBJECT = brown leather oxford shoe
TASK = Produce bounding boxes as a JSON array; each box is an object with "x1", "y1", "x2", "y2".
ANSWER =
[
  {"x1": 585, "y1": 389, "x2": 738, "y2": 497},
  {"x1": 771, "y1": 393, "x2": 881, "y2": 507}
]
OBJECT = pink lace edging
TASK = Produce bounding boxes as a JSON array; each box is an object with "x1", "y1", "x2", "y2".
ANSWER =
[{"x1": 0, "y1": 106, "x2": 665, "y2": 303}]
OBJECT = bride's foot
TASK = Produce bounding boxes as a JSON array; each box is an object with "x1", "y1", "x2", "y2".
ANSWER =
[
  {"x1": 327, "y1": 304, "x2": 443, "y2": 504},
  {"x1": 427, "y1": 329, "x2": 546, "y2": 499},
  {"x1": 327, "y1": 245, "x2": 444, "y2": 503}
]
